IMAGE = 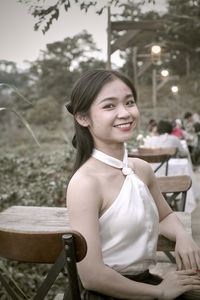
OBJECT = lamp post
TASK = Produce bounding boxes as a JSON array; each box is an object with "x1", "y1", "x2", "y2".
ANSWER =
[
  {"x1": 151, "y1": 45, "x2": 161, "y2": 64},
  {"x1": 151, "y1": 44, "x2": 161, "y2": 118},
  {"x1": 171, "y1": 85, "x2": 180, "y2": 116}
]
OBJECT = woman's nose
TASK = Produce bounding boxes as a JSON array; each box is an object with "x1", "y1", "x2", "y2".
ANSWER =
[{"x1": 117, "y1": 105, "x2": 130, "y2": 118}]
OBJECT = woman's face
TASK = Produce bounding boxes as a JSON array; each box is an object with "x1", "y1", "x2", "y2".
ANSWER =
[{"x1": 83, "y1": 78, "x2": 139, "y2": 148}]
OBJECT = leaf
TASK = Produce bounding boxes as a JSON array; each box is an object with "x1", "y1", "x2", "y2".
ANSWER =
[
  {"x1": 0, "y1": 83, "x2": 32, "y2": 105},
  {"x1": 0, "y1": 107, "x2": 40, "y2": 146}
]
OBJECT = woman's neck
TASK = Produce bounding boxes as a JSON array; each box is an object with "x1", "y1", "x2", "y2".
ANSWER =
[{"x1": 94, "y1": 143, "x2": 125, "y2": 161}]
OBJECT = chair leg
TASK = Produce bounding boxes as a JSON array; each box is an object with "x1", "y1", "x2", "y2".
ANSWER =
[
  {"x1": 163, "y1": 251, "x2": 176, "y2": 263},
  {"x1": 62, "y1": 234, "x2": 82, "y2": 300},
  {"x1": 165, "y1": 160, "x2": 169, "y2": 176},
  {"x1": 0, "y1": 272, "x2": 22, "y2": 300},
  {"x1": 154, "y1": 161, "x2": 165, "y2": 173},
  {"x1": 179, "y1": 193, "x2": 187, "y2": 211},
  {"x1": 34, "y1": 249, "x2": 67, "y2": 300}
]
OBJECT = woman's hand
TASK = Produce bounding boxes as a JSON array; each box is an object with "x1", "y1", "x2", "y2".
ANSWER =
[
  {"x1": 175, "y1": 232, "x2": 200, "y2": 270},
  {"x1": 158, "y1": 269, "x2": 200, "y2": 300}
]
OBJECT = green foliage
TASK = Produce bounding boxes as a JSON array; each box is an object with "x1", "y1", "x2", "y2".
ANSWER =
[
  {"x1": 0, "y1": 83, "x2": 40, "y2": 146},
  {"x1": 0, "y1": 60, "x2": 28, "y2": 91},
  {"x1": 22, "y1": 0, "x2": 121, "y2": 34},
  {"x1": 0, "y1": 141, "x2": 75, "y2": 299},
  {"x1": 28, "y1": 30, "x2": 103, "y2": 103},
  {"x1": 0, "y1": 107, "x2": 40, "y2": 146},
  {"x1": 28, "y1": 96, "x2": 61, "y2": 125}
]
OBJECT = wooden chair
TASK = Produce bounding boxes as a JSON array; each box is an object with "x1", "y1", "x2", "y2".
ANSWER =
[
  {"x1": 157, "y1": 175, "x2": 192, "y2": 212},
  {"x1": 129, "y1": 147, "x2": 177, "y2": 175},
  {"x1": 157, "y1": 175, "x2": 192, "y2": 263},
  {"x1": 0, "y1": 206, "x2": 192, "y2": 299},
  {"x1": 0, "y1": 206, "x2": 87, "y2": 300}
]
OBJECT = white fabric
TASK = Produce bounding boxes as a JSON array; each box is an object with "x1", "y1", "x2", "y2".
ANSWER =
[{"x1": 92, "y1": 148, "x2": 159, "y2": 275}]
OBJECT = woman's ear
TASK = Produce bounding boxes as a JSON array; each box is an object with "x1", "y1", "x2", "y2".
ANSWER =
[{"x1": 75, "y1": 113, "x2": 90, "y2": 127}]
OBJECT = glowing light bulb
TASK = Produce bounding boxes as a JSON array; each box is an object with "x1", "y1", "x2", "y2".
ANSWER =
[
  {"x1": 161, "y1": 69, "x2": 169, "y2": 77},
  {"x1": 171, "y1": 86, "x2": 179, "y2": 93},
  {"x1": 151, "y1": 45, "x2": 161, "y2": 54}
]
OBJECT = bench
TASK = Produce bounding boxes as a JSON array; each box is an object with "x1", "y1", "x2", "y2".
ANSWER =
[{"x1": 0, "y1": 206, "x2": 192, "y2": 299}]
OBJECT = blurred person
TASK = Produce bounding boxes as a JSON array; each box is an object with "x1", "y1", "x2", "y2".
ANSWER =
[
  {"x1": 171, "y1": 119, "x2": 185, "y2": 140},
  {"x1": 183, "y1": 112, "x2": 200, "y2": 133},
  {"x1": 148, "y1": 119, "x2": 158, "y2": 136},
  {"x1": 191, "y1": 122, "x2": 200, "y2": 165},
  {"x1": 183, "y1": 112, "x2": 199, "y2": 152},
  {"x1": 144, "y1": 120, "x2": 187, "y2": 157}
]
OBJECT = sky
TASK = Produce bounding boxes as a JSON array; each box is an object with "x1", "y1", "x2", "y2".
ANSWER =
[{"x1": 0, "y1": 0, "x2": 167, "y2": 70}]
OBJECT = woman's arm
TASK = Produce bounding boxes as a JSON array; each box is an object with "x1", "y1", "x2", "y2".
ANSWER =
[
  {"x1": 159, "y1": 213, "x2": 200, "y2": 271},
  {"x1": 145, "y1": 162, "x2": 200, "y2": 271}
]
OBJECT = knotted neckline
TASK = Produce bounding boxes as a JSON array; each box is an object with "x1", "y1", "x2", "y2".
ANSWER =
[{"x1": 92, "y1": 148, "x2": 133, "y2": 176}]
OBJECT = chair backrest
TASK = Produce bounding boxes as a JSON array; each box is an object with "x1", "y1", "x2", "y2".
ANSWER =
[
  {"x1": 157, "y1": 175, "x2": 192, "y2": 211},
  {"x1": 0, "y1": 225, "x2": 87, "y2": 300},
  {"x1": 129, "y1": 147, "x2": 177, "y2": 175},
  {"x1": 138, "y1": 147, "x2": 177, "y2": 157}
]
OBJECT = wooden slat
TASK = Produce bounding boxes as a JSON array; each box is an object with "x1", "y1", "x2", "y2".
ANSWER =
[
  {"x1": 111, "y1": 30, "x2": 140, "y2": 54},
  {"x1": 129, "y1": 152, "x2": 169, "y2": 163},
  {"x1": 138, "y1": 147, "x2": 177, "y2": 156},
  {"x1": 157, "y1": 175, "x2": 192, "y2": 193},
  {"x1": 111, "y1": 20, "x2": 164, "y2": 31},
  {"x1": 0, "y1": 206, "x2": 191, "y2": 262}
]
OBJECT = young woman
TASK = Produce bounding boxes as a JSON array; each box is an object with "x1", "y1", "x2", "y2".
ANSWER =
[{"x1": 66, "y1": 69, "x2": 200, "y2": 300}]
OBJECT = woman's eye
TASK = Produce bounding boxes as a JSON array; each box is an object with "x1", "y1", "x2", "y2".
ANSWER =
[
  {"x1": 103, "y1": 104, "x2": 114, "y2": 109},
  {"x1": 126, "y1": 100, "x2": 135, "y2": 106}
]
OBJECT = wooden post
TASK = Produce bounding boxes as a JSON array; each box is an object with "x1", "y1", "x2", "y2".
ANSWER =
[
  {"x1": 133, "y1": 47, "x2": 138, "y2": 90},
  {"x1": 106, "y1": 6, "x2": 111, "y2": 70},
  {"x1": 152, "y1": 68, "x2": 157, "y2": 119},
  {"x1": 186, "y1": 53, "x2": 190, "y2": 77}
]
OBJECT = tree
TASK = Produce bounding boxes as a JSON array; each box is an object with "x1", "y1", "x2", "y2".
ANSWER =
[
  {"x1": 18, "y1": 0, "x2": 155, "y2": 34},
  {"x1": 27, "y1": 30, "x2": 105, "y2": 103},
  {"x1": 0, "y1": 60, "x2": 28, "y2": 91},
  {"x1": 161, "y1": 0, "x2": 200, "y2": 76}
]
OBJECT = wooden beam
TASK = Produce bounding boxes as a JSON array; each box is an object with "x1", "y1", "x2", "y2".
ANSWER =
[
  {"x1": 157, "y1": 75, "x2": 179, "y2": 92},
  {"x1": 137, "y1": 59, "x2": 152, "y2": 78},
  {"x1": 111, "y1": 20, "x2": 164, "y2": 31},
  {"x1": 111, "y1": 30, "x2": 140, "y2": 54},
  {"x1": 106, "y1": 6, "x2": 111, "y2": 69}
]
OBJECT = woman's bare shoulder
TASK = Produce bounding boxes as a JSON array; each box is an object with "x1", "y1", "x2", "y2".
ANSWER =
[
  {"x1": 128, "y1": 157, "x2": 154, "y2": 185},
  {"x1": 128, "y1": 156, "x2": 151, "y2": 171},
  {"x1": 68, "y1": 162, "x2": 100, "y2": 189},
  {"x1": 67, "y1": 161, "x2": 102, "y2": 207}
]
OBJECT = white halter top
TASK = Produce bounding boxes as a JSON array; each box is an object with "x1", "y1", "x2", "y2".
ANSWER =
[{"x1": 92, "y1": 148, "x2": 159, "y2": 275}]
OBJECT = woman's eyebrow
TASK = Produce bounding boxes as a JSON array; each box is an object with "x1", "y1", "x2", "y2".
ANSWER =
[
  {"x1": 99, "y1": 94, "x2": 134, "y2": 104},
  {"x1": 99, "y1": 97, "x2": 116, "y2": 104}
]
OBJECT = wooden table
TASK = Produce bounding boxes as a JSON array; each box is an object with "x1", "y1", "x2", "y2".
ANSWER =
[{"x1": 0, "y1": 206, "x2": 193, "y2": 264}]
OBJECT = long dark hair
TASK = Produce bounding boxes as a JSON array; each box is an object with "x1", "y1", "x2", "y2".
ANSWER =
[{"x1": 66, "y1": 69, "x2": 137, "y2": 174}]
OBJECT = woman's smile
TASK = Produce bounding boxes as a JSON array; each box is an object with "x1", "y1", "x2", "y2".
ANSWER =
[{"x1": 114, "y1": 121, "x2": 133, "y2": 131}]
